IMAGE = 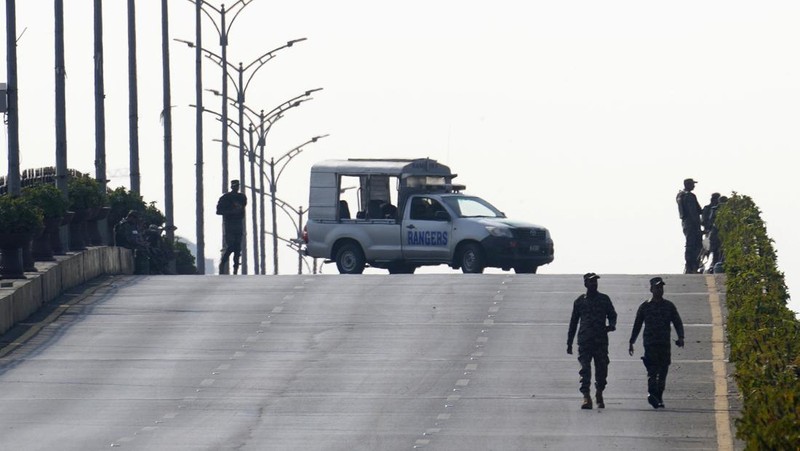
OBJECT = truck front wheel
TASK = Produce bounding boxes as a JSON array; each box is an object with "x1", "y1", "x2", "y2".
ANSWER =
[
  {"x1": 335, "y1": 242, "x2": 366, "y2": 274},
  {"x1": 460, "y1": 243, "x2": 485, "y2": 274}
]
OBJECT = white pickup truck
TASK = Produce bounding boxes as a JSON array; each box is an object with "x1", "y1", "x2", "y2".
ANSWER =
[{"x1": 302, "y1": 158, "x2": 554, "y2": 274}]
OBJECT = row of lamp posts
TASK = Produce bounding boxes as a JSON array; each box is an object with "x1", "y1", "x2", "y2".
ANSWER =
[
  {"x1": 2, "y1": 0, "x2": 317, "y2": 276},
  {"x1": 184, "y1": 0, "x2": 323, "y2": 275}
]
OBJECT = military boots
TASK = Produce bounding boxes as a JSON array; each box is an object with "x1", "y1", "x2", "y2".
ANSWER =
[
  {"x1": 596, "y1": 390, "x2": 605, "y2": 408},
  {"x1": 581, "y1": 394, "x2": 592, "y2": 409}
]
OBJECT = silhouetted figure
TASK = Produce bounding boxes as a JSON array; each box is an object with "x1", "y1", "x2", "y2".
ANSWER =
[
  {"x1": 216, "y1": 180, "x2": 247, "y2": 275},
  {"x1": 701, "y1": 192, "x2": 720, "y2": 237},
  {"x1": 708, "y1": 195, "x2": 728, "y2": 272},
  {"x1": 629, "y1": 277, "x2": 685, "y2": 409},
  {"x1": 113, "y1": 210, "x2": 145, "y2": 250},
  {"x1": 676, "y1": 178, "x2": 703, "y2": 273},
  {"x1": 567, "y1": 272, "x2": 618, "y2": 409},
  {"x1": 114, "y1": 210, "x2": 149, "y2": 274}
]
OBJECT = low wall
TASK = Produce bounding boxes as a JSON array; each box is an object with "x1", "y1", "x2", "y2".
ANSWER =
[{"x1": 0, "y1": 246, "x2": 133, "y2": 335}]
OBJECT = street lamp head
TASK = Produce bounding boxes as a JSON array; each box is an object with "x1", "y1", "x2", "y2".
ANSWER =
[
  {"x1": 311, "y1": 134, "x2": 330, "y2": 143},
  {"x1": 205, "y1": 88, "x2": 221, "y2": 97},
  {"x1": 287, "y1": 38, "x2": 308, "y2": 47},
  {"x1": 174, "y1": 38, "x2": 196, "y2": 48},
  {"x1": 305, "y1": 87, "x2": 323, "y2": 96}
]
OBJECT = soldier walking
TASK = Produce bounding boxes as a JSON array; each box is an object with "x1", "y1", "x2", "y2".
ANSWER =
[
  {"x1": 567, "y1": 273, "x2": 618, "y2": 409},
  {"x1": 628, "y1": 277, "x2": 685, "y2": 409}
]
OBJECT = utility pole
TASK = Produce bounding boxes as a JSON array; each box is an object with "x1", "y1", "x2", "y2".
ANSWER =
[
  {"x1": 127, "y1": 0, "x2": 141, "y2": 194},
  {"x1": 161, "y1": 0, "x2": 176, "y2": 273},
  {"x1": 5, "y1": 0, "x2": 20, "y2": 196},
  {"x1": 194, "y1": 0, "x2": 206, "y2": 274},
  {"x1": 93, "y1": 0, "x2": 107, "y2": 193},
  {"x1": 248, "y1": 124, "x2": 259, "y2": 275},
  {"x1": 54, "y1": 0, "x2": 68, "y2": 199}
]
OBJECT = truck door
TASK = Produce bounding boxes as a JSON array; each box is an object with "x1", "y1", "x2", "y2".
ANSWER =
[{"x1": 402, "y1": 196, "x2": 453, "y2": 261}]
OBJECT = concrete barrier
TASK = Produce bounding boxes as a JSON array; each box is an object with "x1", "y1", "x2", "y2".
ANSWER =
[{"x1": 0, "y1": 246, "x2": 133, "y2": 336}]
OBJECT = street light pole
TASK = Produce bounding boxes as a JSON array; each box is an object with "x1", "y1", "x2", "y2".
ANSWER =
[
  {"x1": 54, "y1": 0, "x2": 68, "y2": 199},
  {"x1": 4, "y1": 0, "x2": 20, "y2": 196},
  {"x1": 269, "y1": 196, "x2": 310, "y2": 275},
  {"x1": 94, "y1": 0, "x2": 107, "y2": 194},
  {"x1": 269, "y1": 160, "x2": 277, "y2": 274},
  {"x1": 161, "y1": 0, "x2": 175, "y2": 272},
  {"x1": 193, "y1": 0, "x2": 205, "y2": 274},
  {"x1": 127, "y1": 0, "x2": 141, "y2": 195},
  {"x1": 265, "y1": 135, "x2": 329, "y2": 274},
  {"x1": 237, "y1": 62, "x2": 248, "y2": 274},
  {"x1": 247, "y1": 123, "x2": 259, "y2": 275},
  {"x1": 258, "y1": 112, "x2": 267, "y2": 273}
]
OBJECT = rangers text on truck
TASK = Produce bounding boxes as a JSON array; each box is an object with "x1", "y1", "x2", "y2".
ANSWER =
[{"x1": 303, "y1": 158, "x2": 554, "y2": 274}]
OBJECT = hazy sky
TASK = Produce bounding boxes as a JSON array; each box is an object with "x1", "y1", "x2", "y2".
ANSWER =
[{"x1": 1, "y1": 1, "x2": 797, "y2": 315}]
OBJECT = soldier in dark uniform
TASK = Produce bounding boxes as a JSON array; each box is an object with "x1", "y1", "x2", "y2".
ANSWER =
[
  {"x1": 708, "y1": 195, "x2": 728, "y2": 272},
  {"x1": 701, "y1": 192, "x2": 720, "y2": 237},
  {"x1": 567, "y1": 272, "x2": 618, "y2": 409},
  {"x1": 114, "y1": 210, "x2": 145, "y2": 250},
  {"x1": 113, "y1": 210, "x2": 149, "y2": 274},
  {"x1": 216, "y1": 180, "x2": 247, "y2": 275},
  {"x1": 628, "y1": 277, "x2": 685, "y2": 409},
  {"x1": 676, "y1": 178, "x2": 703, "y2": 273}
]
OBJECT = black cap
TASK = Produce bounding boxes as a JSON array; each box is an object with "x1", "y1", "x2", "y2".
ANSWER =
[
  {"x1": 583, "y1": 272, "x2": 600, "y2": 282},
  {"x1": 649, "y1": 277, "x2": 665, "y2": 287},
  {"x1": 684, "y1": 178, "x2": 698, "y2": 184},
  {"x1": 231, "y1": 179, "x2": 240, "y2": 186}
]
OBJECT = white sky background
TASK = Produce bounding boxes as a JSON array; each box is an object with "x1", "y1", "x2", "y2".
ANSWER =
[{"x1": 1, "y1": 1, "x2": 797, "y2": 315}]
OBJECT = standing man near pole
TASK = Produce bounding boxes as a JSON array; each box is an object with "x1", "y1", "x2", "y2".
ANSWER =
[
  {"x1": 217, "y1": 180, "x2": 247, "y2": 274},
  {"x1": 628, "y1": 277, "x2": 685, "y2": 409},
  {"x1": 567, "y1": 272, "x2": 618, "y2": 409},
  {"x1": 676, "y1": 178, "x2": 703, "y2": 273}
]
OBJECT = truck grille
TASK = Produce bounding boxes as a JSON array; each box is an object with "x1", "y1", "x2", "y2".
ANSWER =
[{"x1": 513, "y1": 228, "x2": 547, "y2": 241}]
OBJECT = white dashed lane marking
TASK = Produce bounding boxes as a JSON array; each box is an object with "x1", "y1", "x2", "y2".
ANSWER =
[{"x1": 413, "y1": 276, "x2": 514, "y2": 448}]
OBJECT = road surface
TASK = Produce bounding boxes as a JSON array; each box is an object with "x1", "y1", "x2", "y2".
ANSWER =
[{"x1": 0, "y1": 274, "x2": 735, "y2": 450}]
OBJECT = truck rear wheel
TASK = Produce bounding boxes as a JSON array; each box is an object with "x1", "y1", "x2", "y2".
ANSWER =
[
  {"x1": 460, "y1": 243, "x2": 485, "y2": 274},
  {"x1": 335, "y1": 242, "x2": 366, "y2": 274}
]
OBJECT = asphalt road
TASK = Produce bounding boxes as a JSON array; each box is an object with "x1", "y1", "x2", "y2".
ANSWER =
[{"x1": 0, "y1": 274, "x2": 735, "y2": 450}]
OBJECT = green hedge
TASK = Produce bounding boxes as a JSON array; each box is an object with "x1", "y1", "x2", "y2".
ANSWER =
[{"x1": 715, "y1": 193, "x2": 799, "y2": 450}]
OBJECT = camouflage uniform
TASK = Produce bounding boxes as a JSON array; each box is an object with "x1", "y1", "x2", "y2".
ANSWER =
[
  {"x1": 629, "y1": 296, "x2": 684, "y2": 405},
  {"x1": 567, "y1": 291, "x2": 618, "y2": 395}
]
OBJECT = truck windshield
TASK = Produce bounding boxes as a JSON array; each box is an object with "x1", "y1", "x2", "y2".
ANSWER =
[{"x1": 442, "y1": 196, "x2": 505, "y2": 218}]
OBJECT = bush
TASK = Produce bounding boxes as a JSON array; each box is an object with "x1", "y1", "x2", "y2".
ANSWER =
[
  {"x1": 716, "y1": 193, "x2": 799, "y2": 450},
  {"x1": 67, "y1": 175, "x2": 106, "y2": 211},
  {"x1": 0, "y1": 195, "x2": 44, "y2": 234},
  {"x1": 107, "y1": 186, "x2": 146, "y2": 228},
  {"x1": 21, "y1": 183, "x2": 68, "y2": 219}
]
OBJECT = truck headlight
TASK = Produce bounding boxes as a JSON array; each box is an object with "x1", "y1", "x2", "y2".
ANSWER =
[{"x1": 486, "y1": 226, "x2": 513, "y2": 238}]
